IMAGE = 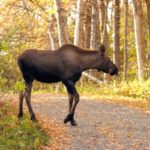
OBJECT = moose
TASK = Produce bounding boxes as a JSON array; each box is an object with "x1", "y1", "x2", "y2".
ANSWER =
[{"x1": 17, "y1": 44, "x2": 118, "y2": 126}]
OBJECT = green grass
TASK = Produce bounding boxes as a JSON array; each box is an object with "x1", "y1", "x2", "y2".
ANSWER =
[{"x1": 0, "y1": 102, "x2": 49, "y2": 150}]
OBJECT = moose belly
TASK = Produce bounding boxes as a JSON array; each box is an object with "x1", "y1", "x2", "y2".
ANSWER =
[{"x1": 34, "y1": 71, "x2": 61, "y2": 83}]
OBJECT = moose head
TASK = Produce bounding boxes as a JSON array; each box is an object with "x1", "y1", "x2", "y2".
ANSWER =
[{"x1": 97, "y1": 45, "x2": 118, "y2": 76}]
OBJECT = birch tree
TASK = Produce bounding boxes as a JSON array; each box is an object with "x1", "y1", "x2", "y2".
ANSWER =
[
  {"x1": 54, "y1": 0, "x2": 68, "y2": 46},
  {"x1": 132, "y1": 0, "x2": 145, "y2": 81},
  {"x1": 74, "y1": 0, "x2": 84, "y2": 46}
]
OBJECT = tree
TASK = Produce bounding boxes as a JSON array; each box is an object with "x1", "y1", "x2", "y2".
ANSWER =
[
  {"x1": 132, "y1": 0, "x2": 145, "y2": 81},
  {"x1": 74, "y1": 0, "x2": 84, "y2": 46},
  {"x1": 113, "y1": 0, "x2": 120, "y2": 69},
  {"x1": 145, "y1": 0, "x2": 150, "y2": 52},
  {"x1": 145, "y1": 0, "x2": 150, "y2": 79},
  {"x1": 97, "y1": 0, "x2": 108, "y2": 48},
  {"x1": 48, "y1": 14, "x2": 58, "y2": 50},
  {"x1": 123, "y1": 0, "x2": 128, "y2": 80},
  {"x1": 54, "y1": 0, "x2": 68, "y2": 46},
  {"x1": 90, "y1": 0, "x2": 99, "y2": 49},
  {"x1": 84, "y1": 0, "x2": 92, "y2": 48}
]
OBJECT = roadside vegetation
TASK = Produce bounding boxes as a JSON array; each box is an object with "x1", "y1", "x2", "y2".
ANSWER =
[
  {"x1": 0, "y1": 100, "x2": 49, "y2": 150},
  {"x1": 21, "y1": 79, "x2": 150, "y2": 101}
]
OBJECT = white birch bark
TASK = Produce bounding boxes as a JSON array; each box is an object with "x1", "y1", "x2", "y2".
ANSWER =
[{"x1": 74, "y1": 0, "x2": 84, "y2": 46}]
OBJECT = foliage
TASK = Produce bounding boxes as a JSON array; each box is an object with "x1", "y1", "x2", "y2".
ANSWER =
[
  {"x1": 27, "y1": 79, "x2": 150, "y2": 100},
  {"x1": 77, "y1": 79, "x2": 150, "y2": 100},
  {"x1": 13, "y1": 81, "x2": 25, "y2": 92},
  {"x1": 0, "y1": 102, "x2": 49, "y2": 150}
]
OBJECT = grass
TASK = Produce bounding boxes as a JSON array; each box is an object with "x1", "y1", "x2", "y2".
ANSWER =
[{"x1": 0, "y1": 101, "x2": 49, "y2": 150}]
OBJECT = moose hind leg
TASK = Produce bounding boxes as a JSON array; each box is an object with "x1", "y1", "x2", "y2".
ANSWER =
[
  {"x1": 63, "y1": 81, "x2": 79, "y2": 126},
  {"x1": 24, "y1": 82, "x2": 36, "y2": 121},
  {"x1": 68, "y1": 93, "x2": 73, "y2": 112},
  {"x1": 18, "y1": 91, "x2": 24, "y2": 118}
]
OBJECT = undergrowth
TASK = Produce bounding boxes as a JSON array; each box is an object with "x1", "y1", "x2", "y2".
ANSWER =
[
  {"x1": 77, "y1": 79, "x2": 150, "y2": 100},
  {"x1": 0, "y1": 101, "x2": 49, "y2": 150},
  {"x1": 31, "y1": 79, "x2": 150, "y2": 100},
  {"x1": 1, "y1": 78, "x2": 150, "y2": 100}
]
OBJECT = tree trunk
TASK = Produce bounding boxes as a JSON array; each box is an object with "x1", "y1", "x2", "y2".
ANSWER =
[
  {"x1": 48, "y1": 14, "x2": 57, "y2": 50},
  {"x1": 123, "y1": 0, "x2": 128, "y2": 80},
  {"x1": 90, "y1": 0, "x2": 99, "y2": 49},
  {"x1": 84, "y1": 0, "x2": 92, "y2": 48},
  {"x1": 145, "y1": 0, "x2": 150, "y2": 52},
  {"x1": 74, "y1": 0, "x2": 84, "y2": 46},
  {"x1": 113, "y1": 0, "x2": 120, "y2": 69},
  {"x1": 54, "y1": 0, "x2": 68, "y2": 46},
  {"x1": 145, "y1": 0, "x2": 150, "y2": 79},
  {"x1": 97, "y1": 0, "x2": 110, "y2": 82},
  {"x1": 98, "y1": 0, "x2": 108, "y2": 47},
  {"x1": 132, "y1": 0, "x2": 145, "y2": 81}
]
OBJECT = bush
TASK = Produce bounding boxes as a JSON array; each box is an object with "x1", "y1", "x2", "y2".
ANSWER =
[{"x1": 0, "y1": 102, "x2": 49, "y2": 150}]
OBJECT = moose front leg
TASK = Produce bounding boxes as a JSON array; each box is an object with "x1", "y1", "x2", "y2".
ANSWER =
[{"x1": 63, "y1": 81, "x2": 79, "y2": 126}]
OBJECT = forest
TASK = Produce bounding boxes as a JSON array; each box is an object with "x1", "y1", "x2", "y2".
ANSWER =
[
  {"x1": 0, "y1": 0, "x2": 150, "y2": 100},
  {"x1": 0, "y1": 0, "x2": 150, "y2": 149},
  {"x1": 0, "y1": 0, "x2": 149, "y2": 99}
]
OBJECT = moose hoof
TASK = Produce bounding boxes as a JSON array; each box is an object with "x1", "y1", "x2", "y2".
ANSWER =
[
  {"x1": 70, "y1": 120, "x2": 77, "y2": 126},
  {"x1": 31, "y1": 115, "x2": 37, "y2": 122},
  {"x1": 64, "y1": 114, "x2": 77, "y2": 126},
  {"x1": 64, "y1": 114, "x2": 73, "y2": 124},
  {"x1": 18, "y1": 113, "x2": 23, "y2": 118}
]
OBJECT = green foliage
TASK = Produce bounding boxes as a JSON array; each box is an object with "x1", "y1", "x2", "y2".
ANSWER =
[
  {"x1": 28, "y1": 79, "x2": 150, "y2": 100},
  {"x1": 0, "y1": 102, "x2": 49, "y2": 150},
  {"x1": 0, "y1": 76, "x2": 7, "y2": 90},
  {"x1": 13, "y1": 81, "x2": 25, "y2": 92},
  {"x1": 76, "y1": 79, "x2": 150, "y2": 100}
]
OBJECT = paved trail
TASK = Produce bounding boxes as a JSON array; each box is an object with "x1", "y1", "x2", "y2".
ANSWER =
[{"x1": 31, "y1": 94, "x2": 150, "y2": 150}]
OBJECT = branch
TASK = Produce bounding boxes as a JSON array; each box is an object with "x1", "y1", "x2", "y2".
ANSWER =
[{"x1": 82, "y1": 72, "x2": 103, "y2": 84}]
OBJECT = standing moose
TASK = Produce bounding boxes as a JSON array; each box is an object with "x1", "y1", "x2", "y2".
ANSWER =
[{"x1": 17, "y1": 44, "x2": 118, "y2": 126}]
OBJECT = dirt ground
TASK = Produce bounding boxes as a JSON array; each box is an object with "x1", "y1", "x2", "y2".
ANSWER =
[{"x1": 26, "y1": 94, "x2": 150, "y2": 150}]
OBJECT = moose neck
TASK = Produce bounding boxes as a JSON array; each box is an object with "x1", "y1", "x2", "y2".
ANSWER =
[{"x1": 81, "y1": 51, "x2": 100, "y2": 71}]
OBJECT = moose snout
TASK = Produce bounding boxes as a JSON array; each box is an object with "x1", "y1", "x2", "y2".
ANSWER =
[{"x1": 109, "y1": 66, "x2": 118, "y2": 76}]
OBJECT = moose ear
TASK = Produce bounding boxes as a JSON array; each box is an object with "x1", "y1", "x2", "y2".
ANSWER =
[{"x1": 99, "y1": 44, "x2": 105, "y2": 55}]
